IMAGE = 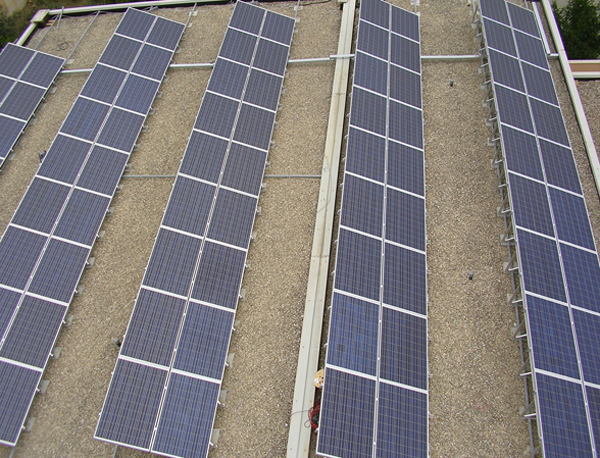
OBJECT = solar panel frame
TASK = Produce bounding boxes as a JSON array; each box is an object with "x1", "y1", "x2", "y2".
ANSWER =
[
  {"x1": 318, "y1": 2, "x2": 427, "y2": 456},
  {"x1": 96, "y1": 5, "x2": 294, "y2": 457},
  {"x1": 479, "y1": 1, "x2": 600, "y2": 455},
  {"x1": 0, "y1": 9, "x2": 184, "y2": 447}
]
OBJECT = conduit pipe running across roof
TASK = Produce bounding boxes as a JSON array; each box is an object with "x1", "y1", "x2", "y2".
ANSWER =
[{"x1": 539, "y1": 0, "x2": 600, "y2": 199}]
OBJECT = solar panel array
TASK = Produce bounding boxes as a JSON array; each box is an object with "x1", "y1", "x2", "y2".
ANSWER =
[
  {"x1": 0, "y1": 44, "x2": 64, "y2": 168},
  {"x1": 95, "y1": 3, "x2": 294, "y2": 457},
  {"x1": 316, "y1": 0, "x2": 428, "y2": 456},
  {"x1": 480, "y1": 0, "x2": 600, "y2": 456},
  {"x1": 0, "y1": 8, "x2": 184, "y2": 447}
]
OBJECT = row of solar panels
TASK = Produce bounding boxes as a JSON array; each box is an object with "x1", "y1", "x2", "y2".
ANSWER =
[
  {"x1": 0, "y1": 44, "x2": 64, "y2": 168},
  {"x1": 480, "y1": 0, "x2": 600, "y2": 456},
  {"x1": 94, "y1": 3, "x2": 296, "y2": 458},
  {"x1": 317, "y1": 1, "x2": 428, "y2": 457},
  {"x1": 0, "y1": 8, "x2": 185, "y2": 447}
]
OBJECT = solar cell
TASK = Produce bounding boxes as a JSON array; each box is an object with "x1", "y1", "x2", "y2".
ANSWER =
[
  {"x1": 116, "y1": 8, "x2": 155, "y2": 41},
  {"x1": 0, "y1": 117, "x2": 25, "y2": 161},
  {"x1": 0, "y1": 361, "x2": 40, "y2": 446},
  {"x1": 99, "y1": 35, "x2": 141, "y2": 71},
  {"x1": 377, "y1": 382, "x2": 428, "y2": 458},
  {"x1": 131, "y1": 44, "x2": 173, "y2": 81},
  {"x1": 143, "y1": 228, "x2": 202, "y2": 297},
  {"x1": 12, "y1": 178, "x2": 70, "y2": 234},
  {"x1": 390, "y1": 33, "x2": 420, "y2": 73},
  {"x1": 380, "y1": 307, "x2": 427, "y2": 388},
  {"x1": 522, "y1": 62, "x2": 558, "y2": 105},
  {"x1": 388, "y1": 100, "x2": 423, "y2": 149},
  {"x1": 586, "y1": 386, "x2": 600, "y2": 449},
  {"x1": 514, "y1": 30, "x2": 548, "y2": 70},
  {"x1": 146, "y1": 16, "x2": 185, "y2": 51},
  {"x1": 536, "y1": 374, "x2": 593, "y2": 458},
  {"x1": 195, "y1": 92, "x2": 239, "y2": 138},
  {"x1": 334, "y1": 228, "x2": 382, "y2": 302},
  {"x1": 517, "y1": 229, "x2": 566, "y2": 302},
  {"x1": 357, "y1": 21, "x2": 389, "y2": 61},
  {"x1": 207, "y1": 58, "x2": 248, "y2": 100},
  {"x1": 549, "y1": 188, "x2": 595, "y2": 250},
  {"x1": 0, "y1": 296, "x2": 66, "y2": 368},
  {"x1": 538, "y1": 139, "x2": 582, "y2": 194},
  {"x1": 180, "y1": 131, "x2": 228, "y2": 183},
  {"x1": 0, "y1": 287, "x2": 20, "y2": 337},
  {"x1": 326, "y1": 292, "x2": 379, "y2": 376},
  {"x1": 81, "y1": 65, "x2": 127, "y2": 104},
  {"x1": 345, "y1": 126, "x2": 386, "y2": 184},
  {"x1": 488, "y1": 49, "x2": 524, "y2": 92},
  {"x1": 317, "y1": 369, "x2": 376, "y2": 458},
  {"x1": 253, "y1": 38, "x2": 289, "y2": 76},
  {"x1": 507, "y1": 2, "x2": 539, "y2": 37},
  {"x1": 383, "y1": 243, "x2": 427, "y2": 315},
  {"x1": 244, "y1": 69, "x2": 282, "y2": 111},
  {"x1": 480, "y1": 0, "x2": 510, "y2": 24},
  {"x1": 0, "y1": 76, "x2": 13, "y2": 101},
  {"x1": 354, "y1": 51, "x2": 388, "y2": 96},
  {"x1": 340, "y1": 174, "x2": 384, "y2": 237},
  {"x1": 387, "y1": 140, "x2": 424, "y2": 195},
  {"x1": 221, "y1": 142, "x2": 267, "y2": 196},
  {"x1": 152, "y1": 374, "x2": 220, "y2": 458},
  {"x1": 501, "y1": 125, "x2": 544, "y2": 180},
  {"x1": 0, "y1": 82, "x2": 45, "y2": 120},
  {"x1": 54, "y1": 189, "x2": 110, "y2": 246},
  {"x1": 233, "y1": 103, "x2": 275, "y2": 150},
  {"x1": 173, "y1": 303, "x2": 234, "y2": 379},
  {"x1": 77, "y1": 146, "x2": 128, "y2": 196},
  {"x1": 163, "y1": 176, "x2": 215, "y2": 236},
  {"x1": 360, "y1": 0, "x2": 389, "y2": 29},
  {"x1": 116, "y1": 74, "x2": 160, "y2": 114},
  {"x1": 560, "y1": 243, "x2": 600, "y2": 313},
  {"x1": 572, "y1": 309, "x2": 600, "y2": 385},
  {"x1": 97, "y1": 108, "x2": 145, "y2": 152},
  {"x1": 220, "y1": 29, "x2": 257, "y2": 65},
  {"x1": 262, "y1": 10, "x2": 295, "y2": 45},
  {"x1": 385, "y1": 188, "x2": 425, "y2": 251},
  {"x1": 509, "y1": 173, "x2": 554, "y2": 236},
  {"x1": 230, "y1": 0, "x2": 264, "y2": 35},
  {"x1": 206, "y1": 189, "x2": 258, "y2": 249},
  {"x1": 495, "y1": 85, "x2": 533, "y2": 132},
  {"x1": 61, "y1": 98, "x2": 110, "y2": 141},
  {"x1": 28, "y1": 238, "x2": 90, "y2": 304},
  {"x1": 389, "y1": 63, "x2": 421, "y2": 108},
  {"x1": 526, "y1": 295, "x2": 579, "y2": 378},
  {"x1": 350, "y1": 88, "x2": 387, "y2": 137},
  {"x1": 483, "y1": 19, "x2": 517, "y2": 56},
  {"x1": 19, "y1": 52, "x2": 63, "y2": 88},
  {"x1": 530, "y1": 98, "x2": 569, "y2": 146},
  {"x1": 95, "y1": 359, "x2": 167, "y2": 449},
  {"x1": 120, "y1": 289, "x2": 185, "y2": 367},
  {"x1": 191, "y1": 242, "x2": 246, "y2": 309},
  {"x1": 0, "y1": 226, "x2": 46, "y2": 290},
  {"x1": 0, "y1": 44, "x2": 34, "y2": 78},
  {"x1": 391, "y1": 5, "x2": 420, "y2": 41}
]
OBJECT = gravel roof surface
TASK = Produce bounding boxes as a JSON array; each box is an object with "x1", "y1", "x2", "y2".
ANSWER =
[{"x1": 0, "y1": 1, "x2": 598, "y2": 458}]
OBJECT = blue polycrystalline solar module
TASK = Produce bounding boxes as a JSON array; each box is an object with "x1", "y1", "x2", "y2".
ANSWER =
[
  {"x1": 480, "y1": 0, "x2": 600, "y2": 455},
  {"x1": 0, "y1": 44, "x2": 64, "y2": 167},
  {"x1": 0, "y1": 8, "x2": 184, "y2": 448},
  {"x1": 97, "y1": 4, "x2": 294, "y2": 457},
  {"x1": 318, "y1": 2, "x2": 427, "y2": 457}
]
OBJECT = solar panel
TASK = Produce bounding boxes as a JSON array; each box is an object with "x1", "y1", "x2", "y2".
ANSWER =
[
  {"x1": 0, "y1": 8, "x2": 184, "y2": 447},
  {"x1": 479, "y1": 0, "x2": 600, "y2": 455},
  {"x1": 317, "y1": 1, "x2": 428, "y2": 456},
  {"x1": 96, "y1": 4, "x2": 295, "y2": 457},
  {"x1": 0, "y1": 43, "x2": 64, "y2": 168}
]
